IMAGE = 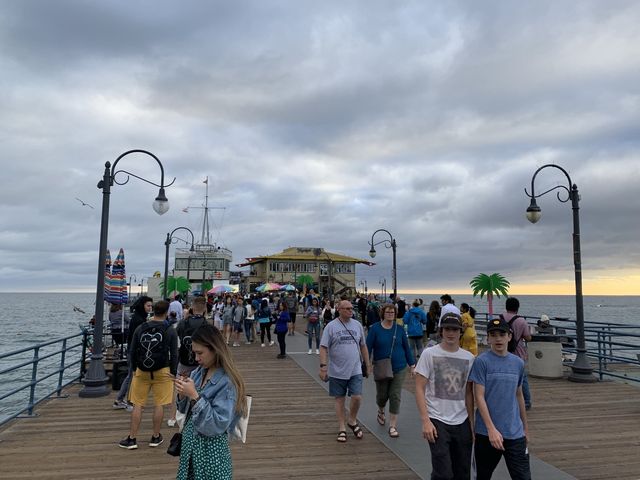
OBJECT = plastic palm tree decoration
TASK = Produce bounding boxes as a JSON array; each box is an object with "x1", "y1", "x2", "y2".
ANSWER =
[{"x1": 470, "y1": 273, "x2": 510, "y2": 317}]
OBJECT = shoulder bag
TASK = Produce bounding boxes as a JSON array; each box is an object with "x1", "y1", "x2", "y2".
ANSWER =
[{"x1": 373, "y1": 324, "x2": 396, "y2": 381}]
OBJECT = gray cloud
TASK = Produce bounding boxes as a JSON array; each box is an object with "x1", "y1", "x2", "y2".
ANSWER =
[{"x1": 1, "y1": 1, "x2": 639, "y2": 294}]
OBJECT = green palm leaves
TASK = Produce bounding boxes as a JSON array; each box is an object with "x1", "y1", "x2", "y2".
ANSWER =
[{"x1": 470, "y1": 273, "x2": 510, "y2": 316}]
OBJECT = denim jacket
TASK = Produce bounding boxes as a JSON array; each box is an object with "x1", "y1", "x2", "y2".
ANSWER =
[{"x1": 177, "y1": 366, "x2": 238, "y2": 437}]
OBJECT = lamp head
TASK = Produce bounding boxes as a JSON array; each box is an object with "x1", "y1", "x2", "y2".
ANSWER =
[
  {"x1": 526, "y1": 198, "x2": 542, "y2": 224},
  {"x1": 153, "y1": 187, "x2": 169, "y2": 215},
  {"x1": 189, "y1": 243, "x2": 195, "y2": 252},
  {"x1": 369, "y1": 248, "x2": 376, "y2": 258}
]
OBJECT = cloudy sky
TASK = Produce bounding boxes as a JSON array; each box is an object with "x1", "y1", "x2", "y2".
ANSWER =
[{"x1": 1, "y1": 0, "x2": 639, "y2": 295}]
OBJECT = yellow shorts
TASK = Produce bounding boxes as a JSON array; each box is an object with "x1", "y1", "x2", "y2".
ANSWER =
[{"x1": 129, "y1": 367, "x2": 174, "y2": 406}]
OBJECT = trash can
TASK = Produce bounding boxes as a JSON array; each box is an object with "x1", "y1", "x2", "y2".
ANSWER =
[
  {"x1": 111, "y1": 359, "x2": 129, "y2": 391},
  {"x1": 528, "y1": 334, "x2": 564, "y2": 379}
]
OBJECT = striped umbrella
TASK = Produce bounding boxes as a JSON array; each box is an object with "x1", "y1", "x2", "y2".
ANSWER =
[
  {"x1": 104, "y1": 249, "x2": 112, "y2": 300},
  {"x1": 207, "y1": 284, "x2": 239, "y2": 295},
  {"x1": 107, "y1": 248, "x2": 128, "y2": 305}
]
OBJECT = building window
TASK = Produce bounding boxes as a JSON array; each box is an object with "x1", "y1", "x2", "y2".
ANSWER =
[{"x1": 334, "y1": 263, "x2": 354, "y2": 274}]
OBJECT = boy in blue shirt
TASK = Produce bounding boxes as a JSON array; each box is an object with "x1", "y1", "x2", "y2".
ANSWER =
[{"x1": 469, "y1": 317, "x2": 531, "y2": 480}]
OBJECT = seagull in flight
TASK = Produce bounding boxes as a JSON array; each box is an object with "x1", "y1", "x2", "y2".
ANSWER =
[
  {"x1": 75, "y1": 197, "x2": 94, "y2": 209},
  {"x1": 73, "y1": 305, "x2": 86, "y2": 314}
]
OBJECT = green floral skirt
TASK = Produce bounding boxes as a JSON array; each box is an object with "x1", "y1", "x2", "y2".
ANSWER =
[{"x1": 176, "y1": 416, "x2": 232, "y2": 480}]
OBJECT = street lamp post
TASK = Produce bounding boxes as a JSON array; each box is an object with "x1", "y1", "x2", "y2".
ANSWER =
[
  {"x1": 379, "y1": 277, "x2": 387, "y2": 299},
  {"x1": 525, "y1": 163, "x2": 595, "y2": 383},
  {"x1": 163, "y1": 227, "x2": 195, "y2": 300},
  {"x1": 80, "y1": 149, "x2": 173, "y2": 398},
  {"x1": 128, "y1": 274, "x2": 137, "y2": 300},
  {"x1": 369, "y1": 229, "x2": 397, "y2": 301},
  {"x1": 139, "y1": 278, "x2": 145, "y2": 295}
]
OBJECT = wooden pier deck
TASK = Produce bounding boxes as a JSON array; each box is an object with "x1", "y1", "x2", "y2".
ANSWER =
[{"x1": 1, "y1": 329, "x2": 640, "y2": 479}]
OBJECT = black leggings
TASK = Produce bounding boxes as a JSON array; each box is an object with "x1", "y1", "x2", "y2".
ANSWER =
[
  {"x1": 277, "y1": 331, "x2": 286, "y2": 355},
  {"x1": 260, "y1": 323, "x2": 271, "y2": 343}
]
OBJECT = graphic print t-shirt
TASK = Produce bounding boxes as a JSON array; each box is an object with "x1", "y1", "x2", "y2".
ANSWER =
[
  {"x1": 320, "y1": 319, "x2": 365, "y2": 380},
  {"x1": 415, "y1": 344, "x2": 475, "y2": 425}
]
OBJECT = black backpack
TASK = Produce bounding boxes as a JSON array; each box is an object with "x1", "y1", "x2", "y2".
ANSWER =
[
  {"x1": 323, "y1": 308, "x2": 334, "y2": 321},
  {"x1": 500, "y1": 314, "x2": 522, "y2": 353},
  {"x1": 136, "y1": 322, "x2": 171, "y2": 372},
  {"x1": 178, "y1": 315, "x2": 207, "y2": 366}
]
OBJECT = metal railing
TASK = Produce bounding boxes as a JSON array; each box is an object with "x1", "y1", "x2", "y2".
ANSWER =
[
  {"x1": 0, "y1": 330, "x2": 89, "y2": 427},
  {"x1": 475, "y1": 313, "x2": 640, "y2": 383}
]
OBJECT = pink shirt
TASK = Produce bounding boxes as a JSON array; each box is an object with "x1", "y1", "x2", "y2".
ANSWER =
[{"x1": 502, "y1": 312, "x2": 529, "y2": 361}]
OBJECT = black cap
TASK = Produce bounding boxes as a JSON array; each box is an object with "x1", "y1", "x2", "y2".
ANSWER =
[
  {"x1": 440, "y1": 313, "x2": 463, "y2": 329},
  {"x1": 487, "y1": 317, "x2": 510, "y2": 333}
]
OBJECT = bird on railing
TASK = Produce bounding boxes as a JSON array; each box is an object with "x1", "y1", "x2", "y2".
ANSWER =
[{"x1": 75, "y1": 197, "x2": 94, "y2": 209}]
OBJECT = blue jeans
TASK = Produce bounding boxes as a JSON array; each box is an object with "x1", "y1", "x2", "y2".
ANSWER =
[
  {"x1": 522, "y1": 369, "x2": 531, "y2": 408},
  {"x1": 116, "y1": 361, "x2": 133, "y2": 402},
  {"x1": 475, "y1": 434, "x2": 531, "y2": 480},
  {"x1": 307, "y1": 322, "x2": 321, "y2": 349},
  {"x1": 244, "y1": 319, "x2": 254, "y2": 342}
]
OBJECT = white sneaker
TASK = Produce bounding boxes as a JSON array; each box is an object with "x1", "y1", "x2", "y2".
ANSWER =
[
  {"x1": 315, "y1": 349, "x2": 320, "y2": 355},
  {"x1": 269, "y1": 341, "x2": 274, "y2": 346},
  {"x1": 167, "y1": 419, "x2": 176, "y2": 427},
  {"x1": 308, "y1": 349, "x2": 312, "y2": 355},
  {"x1": 232, "y1": 343, "x2": 240, "y2": 347},
  {"x1": 261, "y1": 343, "x2": 265, "y2": 347}
]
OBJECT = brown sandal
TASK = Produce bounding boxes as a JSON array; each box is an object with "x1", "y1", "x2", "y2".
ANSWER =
[{"x1": 377, "y1": 410, "x2": 385, "y2": 426}]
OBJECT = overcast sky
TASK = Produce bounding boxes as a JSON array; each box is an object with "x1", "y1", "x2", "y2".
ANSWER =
[{"x1": 1, "y1": 1, "x2": 639, "y2": 295}]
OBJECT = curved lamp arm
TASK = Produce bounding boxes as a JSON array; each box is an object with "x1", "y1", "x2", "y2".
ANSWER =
[{"x1": 524, "y1": 164, "x2": 577, "y2": 223}]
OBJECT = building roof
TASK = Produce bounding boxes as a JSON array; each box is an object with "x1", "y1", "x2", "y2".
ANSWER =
[{"x1": 236, "y1": 247, "x2": 375, "y2": 267}]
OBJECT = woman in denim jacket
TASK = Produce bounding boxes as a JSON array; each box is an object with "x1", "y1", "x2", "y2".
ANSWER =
[{"x1": 175, "y1": 324, "x2": 248, "y2": 480}]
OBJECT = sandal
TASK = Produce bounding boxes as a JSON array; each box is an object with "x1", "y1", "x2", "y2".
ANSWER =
[
  {"x1": 347, "y1": 422, "x2": 364, "y2": 439},
  {"x1": 336, "y1": 431, "x2": 347, "y2": 443},
  {"x1": 388, "y1": 426, "x2": 399, "y2": 438},
  {"x1": 377, "y1": 410, "x2": 385, "y2": 426}
]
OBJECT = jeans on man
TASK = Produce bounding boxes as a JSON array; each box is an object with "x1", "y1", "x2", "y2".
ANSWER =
[
  {"x1": 307, "y1": 322, "x2": 321, "y2": 349},
  {"x1": 408, "y1": 336, "x2": 424, "y2": 358},
  {"x1": 475, "y1": 434, "x2": 531, "y2": 480},
  {"x1": 427, "y1": 418, "x2": 472, "y2": 480}
]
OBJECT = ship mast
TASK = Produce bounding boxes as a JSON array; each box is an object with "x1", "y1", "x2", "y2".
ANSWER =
[{"x1": 201, "y1": 176, "x2": 211, "y2": 245}]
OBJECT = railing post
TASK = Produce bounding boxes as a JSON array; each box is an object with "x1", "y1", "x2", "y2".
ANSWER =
[
  {"x1": 28, "y1": 347, "x2": 39, "y2": 416},
  {"x1": 80, "y1": 331, "x2": 88, "y2": 378},
  {"x1": 596, "y1": 330, "x2": 604, "y2": 381},
  {"x1": 57, "y1": 339, "x2": 67, "y2": 397}
]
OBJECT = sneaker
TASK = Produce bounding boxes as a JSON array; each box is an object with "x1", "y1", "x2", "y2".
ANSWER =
[
  {"x1": 245, "y1": 341, "x2": 251, "y2": 345},
  {"x1": 149, "y1": 433, "x2": 164, "y2": 447},
  {"x1": 269, "y1": 341, "x2": 274, "y2": 346},
  {"x1": 277, "y1": 354, "x2": 287, "y2": 359},
  {"x1": 315, "y1": 349, "x2": 320, "y2": 355},
  {"x1": 118, "y1": 436, "x2": 138, "y2": 450},
  {"x1": 261, "y1": 343, "x2": 265, "y2": 347},
  {"x1": 125, "y1": 402, "x2": 134, "y2": 412},
  {"x1": 308, "y1": 349, "x2": 313, "y2": 355},
  {"x1": 113, "y1": 400, "x2": 128, "y2": 410},
  {"x1": 232, "y1": 343, "x2": 240, "y2": 347},
  {"x1": 167, "y1": 419, "x2": 176, "y2": 427}
]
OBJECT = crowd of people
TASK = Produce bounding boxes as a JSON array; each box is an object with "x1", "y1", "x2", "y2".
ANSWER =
[{"x1": 110, "y1": 288, "x2": 533, "y2": 479}]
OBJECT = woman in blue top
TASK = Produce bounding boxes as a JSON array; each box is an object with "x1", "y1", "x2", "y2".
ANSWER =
[
  {"x1": 274, "y1": 302, "x2": 290, "y2": 359},
  {"x1": 175, "y1": 324, "x2": 248, "y2": 480},
  {"x1": 366, "y1": 303, "x2": 415, "y2": 438}
]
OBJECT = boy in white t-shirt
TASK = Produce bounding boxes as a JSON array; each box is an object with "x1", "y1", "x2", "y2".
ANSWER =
[{"x1": 415, "y1": 313, "x2": 475, "y2": 479}]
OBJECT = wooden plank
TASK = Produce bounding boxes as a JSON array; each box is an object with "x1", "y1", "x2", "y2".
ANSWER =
[{"x1": 0, "y1": 338, "x2": 419, "y2": 480}]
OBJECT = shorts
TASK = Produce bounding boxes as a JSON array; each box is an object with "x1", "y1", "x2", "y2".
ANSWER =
[
  {"x1": 129, "y1": 367, "x2": 174, "y2": 406},
  {"x1": 232, "y1": 321, "x2": 243, "y2": 333},
  {"x1": 329, "y1": 375, "x2": 363, "y2": 397}
]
